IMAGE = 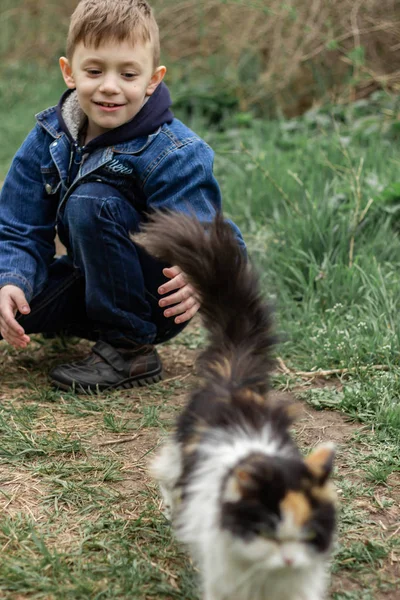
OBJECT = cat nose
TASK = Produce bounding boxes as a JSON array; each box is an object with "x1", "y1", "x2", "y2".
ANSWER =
[{"x1": 284, "y1": 556, "x2": 293, "y2": 566}]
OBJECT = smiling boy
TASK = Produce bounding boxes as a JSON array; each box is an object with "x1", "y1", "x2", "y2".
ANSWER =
[
  {"x1": 60, "y1": 39, "x2": 165, "y2": 143},
  {"x1": 0, "y1": 0, "x2": 245, "y2": 392}
]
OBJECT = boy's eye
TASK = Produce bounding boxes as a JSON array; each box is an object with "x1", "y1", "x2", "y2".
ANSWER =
[
  {"x1": 86, "y1": 69, "x2": 101, "y2": 76},
  {"x1": 123, "y1": 72, "x2": 137, "y2": 79}
]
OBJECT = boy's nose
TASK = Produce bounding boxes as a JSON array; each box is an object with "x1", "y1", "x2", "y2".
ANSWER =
[{"x1": 99, "y1": 75, "x2": 120, "y2": 94}]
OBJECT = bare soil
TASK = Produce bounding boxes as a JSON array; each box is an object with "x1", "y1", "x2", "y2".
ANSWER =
[{"x1": 1, "y1": 333, "x2": 399, "y2": 599}]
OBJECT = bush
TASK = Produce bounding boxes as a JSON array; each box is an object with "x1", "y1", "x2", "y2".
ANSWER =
[{"x1": 1, "y1": 0, "x2": 400, "y2": 117}]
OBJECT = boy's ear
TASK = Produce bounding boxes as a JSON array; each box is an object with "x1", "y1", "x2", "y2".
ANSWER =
[
  {"x1": 59, "y1": 57, "x2": 76, "y2": 89},
  {"x1": 146, "y1": 66, "x2": 167, "y2": 96}
]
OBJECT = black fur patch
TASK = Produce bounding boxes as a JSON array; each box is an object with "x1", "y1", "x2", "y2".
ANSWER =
[
  {"x1": 138, "y1": 212, "x2": 336, "y2": 561},
  {"x1": 220, "y1": 454, "x2": 336, "y2": 552}
]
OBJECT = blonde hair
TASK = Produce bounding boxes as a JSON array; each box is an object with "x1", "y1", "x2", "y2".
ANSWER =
[{"x1": 66, "y1": 0, "x2": 160, "y2": 68}]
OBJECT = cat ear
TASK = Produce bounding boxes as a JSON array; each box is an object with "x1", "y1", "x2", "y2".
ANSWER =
[{"x1": 305, "y1": 442, "x2": 335, "y2": 485}]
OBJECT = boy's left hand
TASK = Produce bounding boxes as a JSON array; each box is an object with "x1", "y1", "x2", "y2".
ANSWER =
[{"x1": 158, "y1": 266, "x2": 200, "y2": 324}]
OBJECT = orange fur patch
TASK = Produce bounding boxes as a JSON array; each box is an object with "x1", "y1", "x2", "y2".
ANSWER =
[
  {"x1": 183, "y1": 434, "x2": 203, "y2": 454},
  {"x1": 239, "y1": 389, "x2": 266, "y2": 405},
  {"x1": 210, "y1": 357, "x2": 232, "y2": 380},
  {"x1": 280, "y1": 491, "x2": 312, "y2": 527}
]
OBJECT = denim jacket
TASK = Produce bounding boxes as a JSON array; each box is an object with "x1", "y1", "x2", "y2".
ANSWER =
[{"x1": 0, "y1": 93, "x2": 245, "y2": 302}]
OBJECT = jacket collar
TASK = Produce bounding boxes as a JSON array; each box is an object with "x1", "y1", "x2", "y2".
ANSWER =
[
  {"x1": 55, "y1": 82, "x2": 174, "y2": 151},
  {"x1": 36, "y1": 107, "x2": 161, "y2": 155}
]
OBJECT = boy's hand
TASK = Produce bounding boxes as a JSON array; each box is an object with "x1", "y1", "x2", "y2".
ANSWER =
[
  {"x1": 158, "y1": 266, "x2": 200, "y2": 324},
  {"x1": 0, "y1": 285, "x2": 31, "y2": 348}
]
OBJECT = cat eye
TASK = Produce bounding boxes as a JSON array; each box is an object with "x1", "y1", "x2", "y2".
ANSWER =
[
  {"x1": 304, "y1": 529, "x2": 317, "y2": 541},
  {"x1": 260, "y1": 532, "x2": 276, "y2": 541},
  {"x1": 258, "y1": 526, "x2": 275, "y2": 540}
]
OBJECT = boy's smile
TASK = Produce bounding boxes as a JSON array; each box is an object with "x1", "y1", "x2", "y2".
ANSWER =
[{"x1": 60, "y1": 40, "x2": 166, "y2": 143}]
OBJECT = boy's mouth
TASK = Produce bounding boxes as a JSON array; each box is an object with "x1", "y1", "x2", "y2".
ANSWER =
[
  {"x1": 95, "y1": 101, "x2": 122, "y2": 107},
  {"x1": 93, "y1": 101, "x2": 125, "y2": 112}
]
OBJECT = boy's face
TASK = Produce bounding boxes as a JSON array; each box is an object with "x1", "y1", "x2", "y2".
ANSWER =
[{"x1": 60, "y1": 40, "x2": 166, "y2": 142}]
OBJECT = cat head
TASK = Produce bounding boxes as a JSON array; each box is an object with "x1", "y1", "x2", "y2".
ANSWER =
[{"x1": 220, "y1": 443, "x2": 336, "y2": 569}]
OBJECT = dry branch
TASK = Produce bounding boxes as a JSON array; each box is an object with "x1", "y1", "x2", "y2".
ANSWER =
[
  {"x1": 97, "y1": 434, "x2": 140, "y2": 447},
  {"x1": 2, "y1": 0, "x2": 400, "y2": 115},
  {"x1": 276, "y1": 357, "x2": 391, "y2": 380}
]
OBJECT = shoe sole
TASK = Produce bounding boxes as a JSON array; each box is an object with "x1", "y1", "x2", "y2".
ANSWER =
[{"x1": 50, "y1": 369, "x2": 163, "y2": 394}]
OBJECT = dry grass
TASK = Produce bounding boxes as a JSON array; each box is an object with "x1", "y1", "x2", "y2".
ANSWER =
[
  {"x1": 0, "y1": 332, "x2": 399, "y2": 598},
  {"x1": 1, "y1": 0, "x2": 400, "y2": 115}
]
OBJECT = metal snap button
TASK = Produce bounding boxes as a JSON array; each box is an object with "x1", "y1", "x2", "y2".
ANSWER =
[{"x1": 45, "y1": 184, "x2": 53, "y2": 194}]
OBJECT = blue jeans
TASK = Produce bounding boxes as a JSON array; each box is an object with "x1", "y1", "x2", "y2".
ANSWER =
[{"x1": 15, "y1": 183, "x2": 187, "y2": 348}]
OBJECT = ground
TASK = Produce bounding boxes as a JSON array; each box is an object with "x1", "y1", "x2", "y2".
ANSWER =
[{"x1": 0, "y1": 321, "x2": 399, "y2": 599}]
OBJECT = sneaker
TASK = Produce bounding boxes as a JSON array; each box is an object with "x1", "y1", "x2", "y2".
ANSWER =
[{"x1": 49, "y1": 341, "x2": 163, "y2": 393}]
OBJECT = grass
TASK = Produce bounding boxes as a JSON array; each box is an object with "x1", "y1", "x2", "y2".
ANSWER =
[
  {"x1": 202, "y1": 93, "x2": 400, "y2": 445},
  {"x1": 0, "y1": 343, "x2": 399, "y2": 599},
  {"x1": 331, "y1": 430, "x2": 400, "y2": 598},
  {"x1": 0, "y1": 340, "x2": 198, "y2": 599},
  {"x1": 0, "y1": 510, "x2": 196, "y2": 598},
  {"x1": 0, "y1": 64, "x2": 65, "y2": 177},
  {"x1": 1, "y1": 66, "x2": 400, "y2": 598}
]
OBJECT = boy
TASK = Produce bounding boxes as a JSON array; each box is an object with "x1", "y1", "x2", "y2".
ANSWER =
[{"x1": 0, "y1": 0, "x2": 244, "y2": 393}]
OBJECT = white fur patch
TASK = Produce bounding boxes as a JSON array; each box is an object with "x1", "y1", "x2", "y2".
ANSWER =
[
  {"x1": 152, "y1": 426, "x2": 331, "y2": 600},
  {"x1": 61, "y1": 91, "x2": 87, "y2": 142}
]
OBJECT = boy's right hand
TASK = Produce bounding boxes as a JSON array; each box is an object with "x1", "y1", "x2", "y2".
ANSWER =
[{"x1": 0, "y1": 285, "x2": 31, "y2": 348}]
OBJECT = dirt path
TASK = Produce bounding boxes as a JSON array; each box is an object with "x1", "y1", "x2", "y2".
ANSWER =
[{"x1": 0, "y1": 333, "x2": 399, "y2": 599}]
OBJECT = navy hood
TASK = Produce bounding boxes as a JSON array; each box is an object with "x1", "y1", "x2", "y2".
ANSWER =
[{"x1": 57, "y1": 82, "x2": 174, "y2": 151}]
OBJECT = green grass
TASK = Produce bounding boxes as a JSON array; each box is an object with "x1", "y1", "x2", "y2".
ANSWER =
[
  {"x1": 204, "y1": 92, "x2": 400, "y2": 443},
  {"x1": 0, "y1": 510, "x2": 197, "y2": 598},
  {"x1": 301, "y1": 372, "x2": 400, "y2": 444},
  {"x1": 0, "y1": 64, "x2": 65, "y2": 177},
  {"x1": 329, "y1": 429, "x2": 400, "y2": 598},
  {"x1": 1, "y1": 65, "x2": 400, "y2": 598},
  {"x1": 0, "y1": 344, "x2": 198, "y2": 598}
]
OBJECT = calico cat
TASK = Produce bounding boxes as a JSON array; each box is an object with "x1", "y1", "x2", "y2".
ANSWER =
[{"x1": 134, "y1": 212, "x2": 337, "y2": 600}]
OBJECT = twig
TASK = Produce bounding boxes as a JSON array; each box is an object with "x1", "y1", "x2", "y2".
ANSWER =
[
  {"x1": 276, "y1": 357, "x2": 292, "y2": 374},
  {"x1": 300, "y1": 22, "x2": 400, "y2": 63},
  {"x1": 292, "y1": 364, "x2": 390, "y2": 380},
  {"x1": 387, "y1": 524, "x2": 400, "y2": 540},
  {"x1": 359, "y1": 197, "x2": 374, "y2": 223},
  {"x1": 98, "y1": 434, "x2": 140, "y2": 447},
  {"x1": 162, "y1": 373, "x2": 192, "y2": 384}
]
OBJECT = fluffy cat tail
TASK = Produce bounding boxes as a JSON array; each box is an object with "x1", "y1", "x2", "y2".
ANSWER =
[{"x1": 134, "y1": 211, "x2": 275, "y2": 395}]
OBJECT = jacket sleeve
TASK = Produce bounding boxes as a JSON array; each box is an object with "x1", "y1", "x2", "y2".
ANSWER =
[
  {"x1": 143, "y1": 138, "x2": 221, "y2": 220},
  {"x1": 0, "y1": 125, "x2": 57, "y2": 301},
  {"x1": 142, "y1": 138, "x2": 246, "y2": 251}
]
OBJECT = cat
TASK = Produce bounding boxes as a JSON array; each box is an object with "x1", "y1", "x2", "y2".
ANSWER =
[{"x1": 134, "y1": 212, "x2": 337, "y2": 600}]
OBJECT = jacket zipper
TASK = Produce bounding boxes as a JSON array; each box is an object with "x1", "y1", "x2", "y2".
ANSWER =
[{"x1": 67, "y1": 142, "x2": 85, "y2": 186}]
